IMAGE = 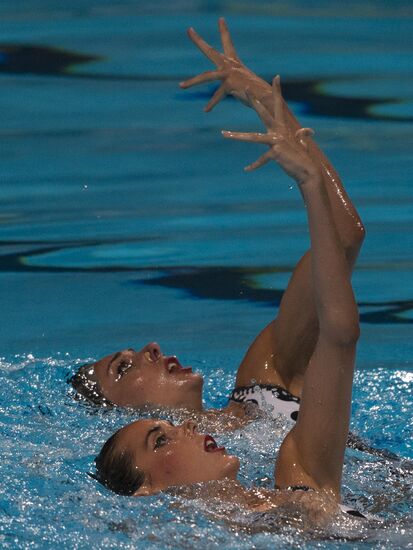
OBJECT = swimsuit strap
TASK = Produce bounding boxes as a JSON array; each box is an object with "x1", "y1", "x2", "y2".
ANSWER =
[{"x1": 274, "y1": 485, "x2": 367, "y2": 519}]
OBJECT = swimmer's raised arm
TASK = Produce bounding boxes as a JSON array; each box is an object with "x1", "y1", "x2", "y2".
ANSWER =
[
  {"x1": 181, "y1": 20, "x2": 364, "y2": 395},
  {"x1": 224, "y1": 79, "x2": 359, "y2": 497}
]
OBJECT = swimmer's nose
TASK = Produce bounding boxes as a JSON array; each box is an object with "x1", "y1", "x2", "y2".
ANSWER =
[
  {"x1": 142, "y1": 342, "x2": 162, "y2": 362},
  {"x1": 182, "y1": 420, "x2": 197, "y2": 436}
]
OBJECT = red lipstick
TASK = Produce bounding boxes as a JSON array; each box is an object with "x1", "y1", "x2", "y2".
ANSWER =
[
  {"x1": 165, "y1": 356, "x2": 192, "y2": 374},
  {"x1": 204, "y1": 435, "x2": 225, "y2": 453}
]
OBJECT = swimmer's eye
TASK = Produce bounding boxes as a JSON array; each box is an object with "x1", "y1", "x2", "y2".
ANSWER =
[
  {"x1": 154, "y1": 434, "x2": 168, "y2": 449},
  {"x1": 117, "y1": 360, "x2": 133, "y2": 377}
]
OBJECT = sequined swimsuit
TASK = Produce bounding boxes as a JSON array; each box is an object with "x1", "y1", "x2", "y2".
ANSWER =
[
  {"x1": 229, "y1": 383, "x2": 397, "y2": 460},
  {"x1": 229, "y1": 383, "x2": 300, "y2": 421}
]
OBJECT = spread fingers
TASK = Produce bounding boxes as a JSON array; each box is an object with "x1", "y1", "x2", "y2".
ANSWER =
[
  {"x1": 218, "y1": 18, "x2": 238, "y2": 60},
  {"x1": 180, "y1": 70, "x2": 224, "y2": 89},
  {"x1": 222, "y1": 130, "x2": 270, "y2": 144},
  {"x1": 272, "y1": 75, "x2": 285, "y2": 126},
  {"x1": 244, "y1": 151, "x2": 274, "y2": 172},
  {"x1": 204, "y1": 84, "x2": 227, "y2": 112},
  {"x1": 187, "y1": 28, "x2": 222, "y2": 64}
]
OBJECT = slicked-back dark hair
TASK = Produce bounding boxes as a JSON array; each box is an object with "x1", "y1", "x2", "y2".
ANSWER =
[
  {"x1": 70, "y1": 363, "x2": 113, "y2": 407},
  {"x1": 95, "y1": 430, "x2": 145, "y2": 496}
]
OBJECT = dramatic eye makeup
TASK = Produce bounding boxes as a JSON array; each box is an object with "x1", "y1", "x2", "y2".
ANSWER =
[
  {"x1": 110, "y1": 349, "x2": 136, "y2": 380},
  {"x1": 154, "y1": 434, "x2": 168, "y2": 449},
  {"x1": 147, "y1": 421, "x2": 174, "y2": 450},
  {"x1": 117, "y1": 360, "x2": 133, "y2": 377}
]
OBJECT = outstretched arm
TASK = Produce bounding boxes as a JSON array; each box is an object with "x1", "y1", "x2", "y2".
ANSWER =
[
  {"x1": 276, "y1": 174, "x2": 358, "y2": 497},
  {"x1": 224, "y1": 80, "x2": 359, "y2": 497},
  {"x1": 181, "y1": 20, "x2": 364, "y2": 393}
]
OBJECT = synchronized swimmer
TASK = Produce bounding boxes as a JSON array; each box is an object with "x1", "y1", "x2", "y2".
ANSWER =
[
  {"x1": 69, "y1": 19, "x2": 400, "y2": 524},
  {"x1": 93, "y1": 54, "x2": 363, "y2": 524}
]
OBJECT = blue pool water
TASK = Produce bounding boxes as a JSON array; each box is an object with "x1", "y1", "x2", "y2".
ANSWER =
[{"x1": 0, "y1": 1, "x2": 412, "y2": 548}]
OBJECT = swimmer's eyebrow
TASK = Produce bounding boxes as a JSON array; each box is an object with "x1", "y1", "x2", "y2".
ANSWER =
[
  {"x1": 145, "y1": 425, "x2": 161, "y2": 449},
  {"x1": 107, "y1": 352, "x2": 121, "y2": 372},
  {"x1": 145, "y1": 421, "x2": 173, "y2": 449}
]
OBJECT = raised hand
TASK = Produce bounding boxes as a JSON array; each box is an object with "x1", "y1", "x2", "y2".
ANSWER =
[
  {"x1": 222, "y1": 76, "x2": 319, "y2": 185},
  {"x1": 180, "y1": 18, "x2": 264, "y2": 111}
]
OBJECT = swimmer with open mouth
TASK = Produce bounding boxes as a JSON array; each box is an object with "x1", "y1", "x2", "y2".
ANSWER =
[{"x1": 94, "y1": 61, "x2": 369, "y2": 525}]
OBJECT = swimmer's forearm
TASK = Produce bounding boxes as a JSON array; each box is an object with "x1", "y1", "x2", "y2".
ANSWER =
[
  {"x1": 299, "y1": 175, "x2": 357, "y2": 326},
  {"x1": 285, "y1": 174, "x2": 358, "y2": 491}
]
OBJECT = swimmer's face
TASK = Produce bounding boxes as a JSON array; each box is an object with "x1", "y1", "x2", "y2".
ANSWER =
[
  {"x1": 93, "y1": 342, "x2": 203, "y2": 409},
  {"x1": 116, "y1": 419, "x2": 240, "y2": 495}
]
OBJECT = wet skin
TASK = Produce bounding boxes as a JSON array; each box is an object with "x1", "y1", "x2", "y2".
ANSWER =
[
  {"x1": 93, "y1": 343, "x2": 204, "y2": 409},
  {"x1": 116, "y1": 419, "x2": 240, "y2": 495}
]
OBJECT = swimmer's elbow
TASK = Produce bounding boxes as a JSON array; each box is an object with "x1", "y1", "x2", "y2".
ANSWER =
[
  {"x1": 343, "y1": 220, "x2": 366, "y2": 260},
  {"x1": 321, "y1": 310, "x2": 360, "y2": 346},
  {"x1": 355, "y1": 222, "x2": 366, "y2": 247}
]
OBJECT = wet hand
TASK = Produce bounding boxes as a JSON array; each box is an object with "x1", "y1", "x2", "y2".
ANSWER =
[
  {"x1": 222, "y1": 76, "x2": 320, "y2": 185},
  {"x1": 179, "y1": 17, "x2": 262, "y2": 111}
]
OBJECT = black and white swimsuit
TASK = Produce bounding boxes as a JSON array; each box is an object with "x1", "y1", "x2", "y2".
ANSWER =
[
  {"x1": 229, "y1": 383, "x2": 397, "y2": 459},
  {"x1": 228, "y1": 387, "x2": 374, "y2": 521},
  {"x1": 229, "y1": 383, "x2": 300, "y2": 421}
]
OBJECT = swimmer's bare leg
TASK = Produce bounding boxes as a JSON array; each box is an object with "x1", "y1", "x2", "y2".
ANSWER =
[{"x1": 181, "y1": 20, "x2": 365, "y2": 392}]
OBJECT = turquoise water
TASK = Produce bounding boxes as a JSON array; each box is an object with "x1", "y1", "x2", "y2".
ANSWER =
[{"x1": 0, "y1": 1, "x2": 412, "y2": 548}]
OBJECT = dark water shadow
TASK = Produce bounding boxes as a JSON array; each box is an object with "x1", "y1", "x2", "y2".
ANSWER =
[{"x1": 1, "y1": 240, "x2": 411, "y2": 325}]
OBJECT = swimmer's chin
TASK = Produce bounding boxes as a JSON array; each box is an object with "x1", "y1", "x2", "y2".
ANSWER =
[
  {"x1": 217, "y1": 455, "x2": 241, "y2": 481},
  {"x1": 166, "y1": 469, "x2": 243, "y2": 501},
  {"x1": 176, "y1": 369, "x2": 203, "y2": 385},
  {"x1": 226, "y1": 455, "x2": 241, "y2": 477}
]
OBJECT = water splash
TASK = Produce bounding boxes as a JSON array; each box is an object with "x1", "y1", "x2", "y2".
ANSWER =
[{"x1": 0, "y1": 354, "x2": 411, "y2": 548}]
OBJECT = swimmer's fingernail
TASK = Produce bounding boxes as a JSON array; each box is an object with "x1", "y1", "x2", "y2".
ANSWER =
[{"x1": 273, "y1": 75, "x2": 282, "y2": 90}]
